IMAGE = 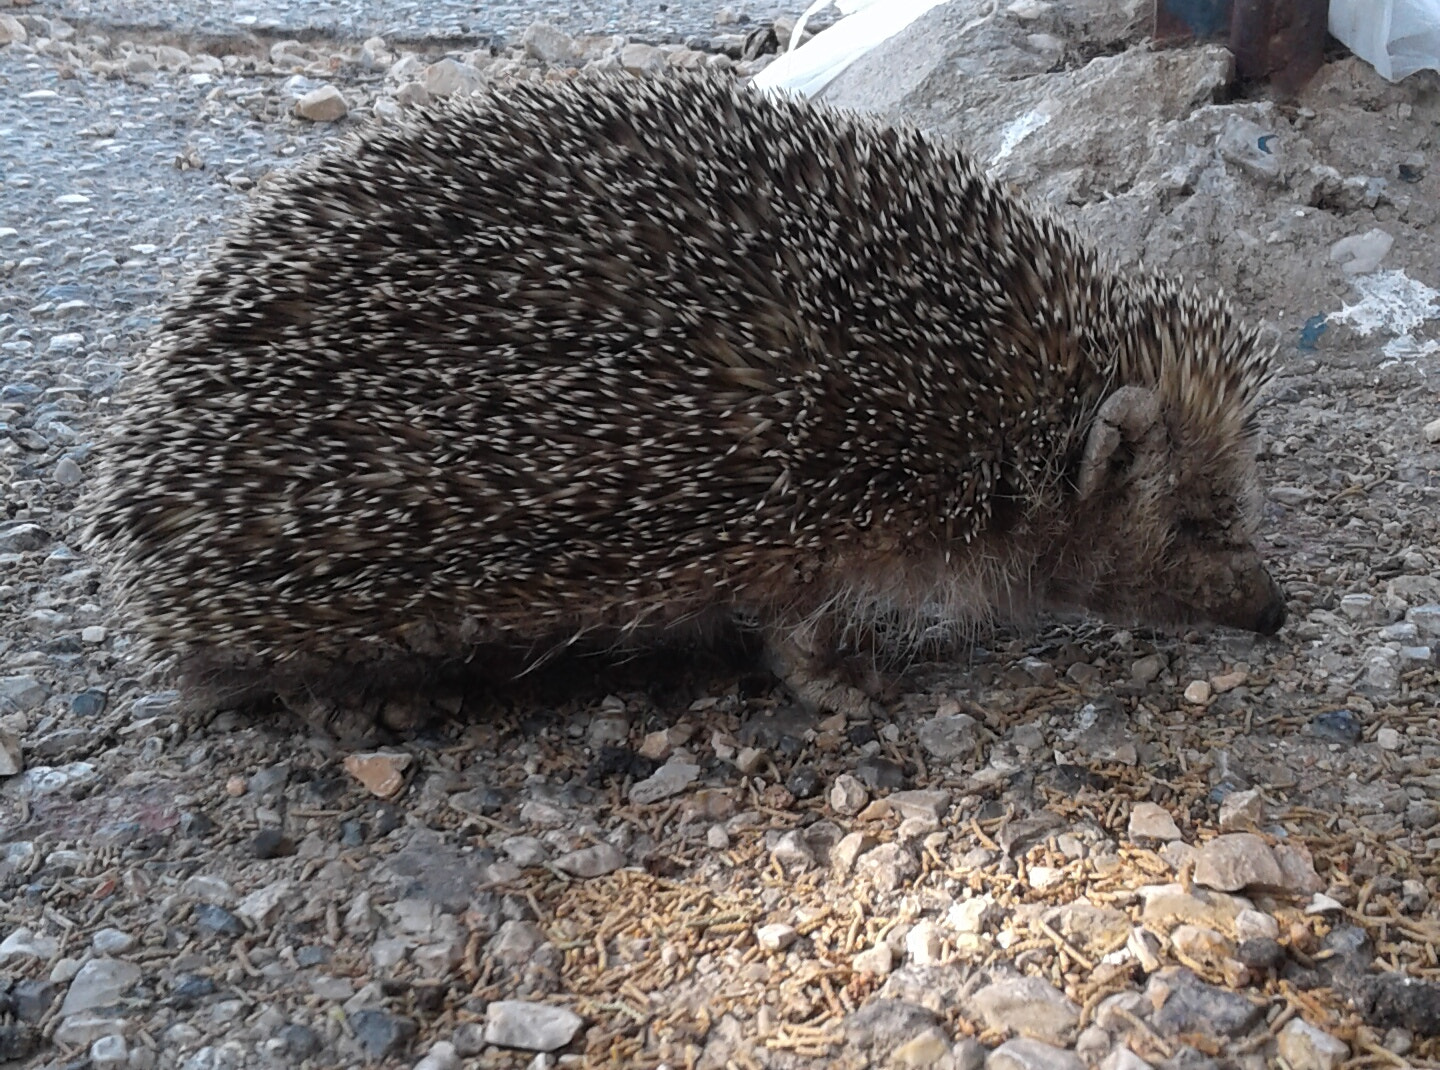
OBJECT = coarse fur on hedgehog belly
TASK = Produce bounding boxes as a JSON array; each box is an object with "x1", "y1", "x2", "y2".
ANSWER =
[{"x1": 84, "y1": 71, "x2": 1281, "y2": 733}]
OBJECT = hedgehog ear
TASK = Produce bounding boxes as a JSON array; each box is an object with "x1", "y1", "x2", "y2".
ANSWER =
[{"x1": 1077, "y1": 386, "x2": 1162, "y2": 499}]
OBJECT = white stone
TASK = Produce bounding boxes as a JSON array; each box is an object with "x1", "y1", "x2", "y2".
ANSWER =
[
  {"x1": 1278, "y1": 1018, "x2": 1349, "y2": 1070},
  {"x1": 755, "y1": 923, "x2": 798, "y2": 951},
  {"x1": 236, "y1": 880, "x2": 292, "y2": 927},
  {"x1": 0, "y1": 927, "x2": 59, "y2": 962},
  {"x1": 1128, "y1": 802, "x2": 1182, "y2": 842},
  {"x1": 295, "y1": 85, "x2": 348, "y2": 121},
  {"x1": 484, "y1": 1000, "x2": 584, "y2": 1051},
  {"x1": 905, "y1": 919, "x2": 942, "y2": 965},
  {"x1": 852, "y1": 943, "x2": 893, "y2": 976},
  {"x1": 90, "y1": 1034, "x2": 129, "y2": 1068}
]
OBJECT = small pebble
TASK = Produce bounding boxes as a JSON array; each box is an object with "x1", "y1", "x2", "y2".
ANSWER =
[
  {"x1": 350, "y1": 1009, "x2": 418, "y2": 1059},
  {"x1": 1183, "y1": 680, "x2": 1212, "y2": 704},
  {"x1": 851, "y1": 943, "x2": 893, "y2": 976},
  {"x1": 90, "y1": 928, "x2": 135, "y2": 955},
  {"x1": 854, "y1": 755, "x2": 905, "y2": 791},
  {"x1": 1278, "y1": 1018, "x2": 1349, "y2": 1070},
  {"x1": 1128, "y1": 802, "x2": 1182, "y2": 842},
  {"x1": 295, "y1": 85, "x2": 348, "y2": 121},
  {"x1": 194, "y1": 903, "x2": 246, "y2": 937},
  {"x1": 343, "y1": 751, "x2": 412, "y2": 800},
  {"x1": 250, "y1": 829, "x2": 292, "y2": 859},
  {"x1": 755, "y1": 923, "x2": 797, "y2": 951},
  {"x1": 1309, "y1": 709, "x2": 1363, "y2": 744}
]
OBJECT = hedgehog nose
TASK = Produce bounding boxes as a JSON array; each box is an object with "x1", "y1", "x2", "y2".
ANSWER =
[
  {"x1": 1253, "y1": 575, "x2": 1286, "y2": 635},
  {"x1": 1255, "y1": 596, "x2": 1286, "y2": 635}
]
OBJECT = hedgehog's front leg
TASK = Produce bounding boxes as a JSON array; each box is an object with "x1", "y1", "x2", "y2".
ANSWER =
[{"x1": 761, "y1": 619, "x2": 881, "y2": 721}]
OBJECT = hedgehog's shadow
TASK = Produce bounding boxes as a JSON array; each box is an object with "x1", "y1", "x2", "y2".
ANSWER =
[
  {"x1": 179, "y1": 618, "x2": 966, "y2": 749},
  {"x1": 182, "y1": 628, "x2": 790, "y2": 749}
]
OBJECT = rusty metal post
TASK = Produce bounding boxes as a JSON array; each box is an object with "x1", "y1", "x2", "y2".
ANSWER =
[
  {"x1": 1153, "y1": 0, "x2": 1328, "y2": 92},
  {"x1": 1230, "y1": 0, "x2": 1328, "y2": 91}
]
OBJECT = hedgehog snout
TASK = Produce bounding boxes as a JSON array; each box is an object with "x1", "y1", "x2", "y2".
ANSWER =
[{"x1": 1193, "y1": 552, "x2": 1287, "y2": 636}]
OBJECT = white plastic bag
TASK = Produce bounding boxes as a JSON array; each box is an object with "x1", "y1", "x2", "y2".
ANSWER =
[
  {"x1": 1329, "y1": 0, "x2": 1440, "y2": 82},
  {"x1": 751, "y1": 0, "x2": 971, "y2": 99}
]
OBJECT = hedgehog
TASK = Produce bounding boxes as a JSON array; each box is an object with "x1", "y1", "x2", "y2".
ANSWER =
[{"x1": 85, "y1": 72, "x2": 1285, "y2": 730}]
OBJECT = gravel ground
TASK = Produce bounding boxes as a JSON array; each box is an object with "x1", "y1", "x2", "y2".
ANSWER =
[
  {"x1": 2, "y1": 3, "x2": 1440, "y2": 1070},
  {"x1": 42, "y1": 0, "x2": 806, "y2": 47}
]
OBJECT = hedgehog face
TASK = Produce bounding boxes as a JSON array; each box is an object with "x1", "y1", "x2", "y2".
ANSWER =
[{"x1": 1057, "y1": 386, "x2": 1285, "y2": 636}]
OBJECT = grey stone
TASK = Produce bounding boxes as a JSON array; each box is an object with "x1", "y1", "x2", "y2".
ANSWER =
[
  {"x1": 1149, "y1": 969, "x2": 1265, "y2": 1037},
  {"x1": 886, "y1": 789, "x2": 950, "y2": 823},
  {"x1": 59, "y1": 958, "x2": 142, "y2": 1016},
  {"x1": 1193, "y1": 833, "x2": 1283, "y2": 892},
  {"x1": 522, "y1": 21, "x2": 578, "y2": 64},
  {"x1": 1103, "y1": 1050, "x2": 1156, "y2": 1070},
  {"x1": 1407, "y1": 605, "x2": 1440, "y2": 639},
  {"x1": 0, "y1": 729, "x2": 21, "y2": 776},
  {"x1": 89, "y1": 1033, "x2": 129, "y2": 1068},
  {"x1": 295, "y1": 85, "x2": 348, "y2": 122},
  {"x1": 453, "y1": 1021, "x2": 487, "y2": 1056},
  {"x1": 1128, "y1": 802, "x2": 1182, "y2": 841},
  {"x1": 501, "y1": 836, "x2": 550, "y2": 867},
  {"x1": 855, "y1": 842, "x2": 919, "y2": 892},
  {"x1": 1330, "y1": 229, "x2": 1394, "y2": 275},
  {"x1": 0, "y1": 523, "x2": 48, "y2": 552},
  {"x1": 0, "y1": 676, "x2": 46, "y2": 711},
  {"x1": 552, "y1": 843, "x2": 625, "y2": 878},
  {"x1": 484, "y1": 1000, "x2": 584, "y2": 1051},
  {"x1": 917, "y1": 713, "x2": 978, "y2": 759},
  {"x1": 91, "y1": 929, "x2": 136, "y2": 955},
  {"x1": 829, "y1": 773, "x2": 868, "y2": 815},
  {"x1": 771, "y1": 829, "x2": 815, "y2": 872},
  {"x1": 843, "y1": 999, "x2": 940, "y2": 1055},
  {"x1": 52, "y1": 1014, "x2": 127, "y2": 1048},
  {"x1": 0, "y1": 928, "x2": 59, "y2": 963},
  {"x1": 628, "y1": 759, "x2": 698, "y2": 805},
  {"x1": 348, "y1": 1009, "x2": 417, "y2": 1059},
  {"x1": 972, "y1": 975, "x2": 1080, "y2": 1046},
  {"x1": 1277, "y1": 1019, "x2": 1349, "y2": 1070},
  {"x1": 490, "y1": 920, "x2": 546, "y2": 966},
  {"x1": 987, "y1": 1037, "x2": 1085, "y2": 1070}
]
